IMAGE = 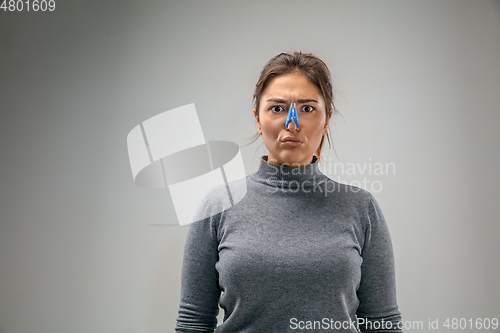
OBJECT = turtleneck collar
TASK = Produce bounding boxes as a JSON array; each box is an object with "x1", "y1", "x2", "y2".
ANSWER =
[{"x1": 250, "y1": 155, "x2": 326, "y2": 188}]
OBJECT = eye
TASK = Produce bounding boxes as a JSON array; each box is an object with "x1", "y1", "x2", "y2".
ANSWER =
[
  {"x1": 301, "y1": 105, "x2": 315, "y2": 113},
  {"x1": 270, "y1": 105, "x2": 285, "y2": 113}
]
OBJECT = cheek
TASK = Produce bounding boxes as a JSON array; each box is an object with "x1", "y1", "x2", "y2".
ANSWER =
[
  {"x1": 261, "y1": 117, "x2": 283, "y2": 133},
  {"x1": 306, "y1": 120, "x2": 327, "y2": 142}
]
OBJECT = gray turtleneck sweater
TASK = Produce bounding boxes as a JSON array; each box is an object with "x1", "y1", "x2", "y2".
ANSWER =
[{"x1": 175, "y1": 155, "x2": 403, "y2": 332}]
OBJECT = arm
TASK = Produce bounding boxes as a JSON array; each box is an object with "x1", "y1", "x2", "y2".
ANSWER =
[
  {"x1": 175, "y1": 214, "x2": 221, "y2": 332},
  {"x1": 356, "y1": 194, "x2": 403, "y2": 332}
]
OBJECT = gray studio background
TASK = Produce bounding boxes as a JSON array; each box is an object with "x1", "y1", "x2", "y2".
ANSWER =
[{"x1": 1, "y1": 1, "x2": 499, "y2": 332}]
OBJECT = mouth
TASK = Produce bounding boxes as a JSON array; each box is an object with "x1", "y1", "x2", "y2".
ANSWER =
[
  {"x1": 282, "y1": 136, "x2": 302, "y2": 143},
  {"x1": 281, "y1": 136, "x2": 302, "y2": 147}
]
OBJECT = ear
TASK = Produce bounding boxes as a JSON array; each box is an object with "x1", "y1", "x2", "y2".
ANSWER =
[
  {"x1": 253, "y1": 107, "x2": 262, "y2": 135},
  {"x1": 323, "y1": 111, "x2": 332, "y2": 135}
]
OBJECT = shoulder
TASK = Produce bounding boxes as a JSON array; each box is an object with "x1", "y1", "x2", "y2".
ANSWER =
[
  {"x1": 191, "y1": 176, "x2": 250, "y2": 224},
  {"x1": 321, "y1": 176, "x2": 383, "y2": 231},
  {"x1": 322, "y1": 176, "x2": 374, "y2": 207}
]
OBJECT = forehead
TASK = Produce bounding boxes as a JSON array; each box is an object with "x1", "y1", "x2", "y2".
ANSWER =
[{"x1": 263, "y1": 73, "x2": 322, "y2": 98}]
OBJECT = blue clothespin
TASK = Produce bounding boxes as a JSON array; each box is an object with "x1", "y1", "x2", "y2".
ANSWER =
[{"x1": 285, "y1": 102, "x2": 299, "y2": 129}]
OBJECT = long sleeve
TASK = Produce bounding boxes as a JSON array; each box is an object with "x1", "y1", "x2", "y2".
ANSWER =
[
  {"x1": 356, "y1": 194, "x2": 403, "y2": 332},
  {"x1": 175, "y1": 214, "x2": 221, "y2": 332},
  {"x1": 175, "y1": 155, "x2": 405, "y2": 332}
]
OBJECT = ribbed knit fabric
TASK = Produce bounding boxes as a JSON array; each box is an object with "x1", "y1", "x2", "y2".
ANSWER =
[{"x1": 175, "y1": 155, "x2": 403, "y2": 332}]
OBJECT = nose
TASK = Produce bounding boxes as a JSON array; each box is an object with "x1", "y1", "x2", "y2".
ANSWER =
[
  {"x1": 287, "y1": 119, "x2": 298, "y2": 132},
  {"x1": 285, "y1": 102, "x2": 299, "y2": 132}
]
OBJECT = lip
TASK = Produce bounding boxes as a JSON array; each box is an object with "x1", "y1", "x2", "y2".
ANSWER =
[
  {"x1": 281, "y1": 136, "x2": 302, "y2": 147},
  {"x1": 282, "y1": 136, "x2": 302, "y2": 143}
]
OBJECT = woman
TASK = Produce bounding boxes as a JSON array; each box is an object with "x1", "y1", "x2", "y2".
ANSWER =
[{"x1": 175, "y1": 51, "x2": 403, "y2": 332}]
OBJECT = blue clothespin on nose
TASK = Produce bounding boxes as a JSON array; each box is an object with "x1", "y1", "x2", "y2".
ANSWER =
[{"x1": 285, "y1": 102, "x2": 299, "y2": 129}]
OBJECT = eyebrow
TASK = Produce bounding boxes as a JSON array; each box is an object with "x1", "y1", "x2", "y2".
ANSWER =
[{"x1": 266, "y1": 98, "x2": 319, "y2": 104}]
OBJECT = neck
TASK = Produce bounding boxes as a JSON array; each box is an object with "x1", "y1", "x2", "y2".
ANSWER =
[{"x1": 250, "y1": 155, "x2": 326, "y2": 189}]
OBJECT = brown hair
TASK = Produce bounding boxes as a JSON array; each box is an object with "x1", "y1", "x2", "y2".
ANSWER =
[{"x1": 246, "y1": 50, "x2": 339, "y2": 165}]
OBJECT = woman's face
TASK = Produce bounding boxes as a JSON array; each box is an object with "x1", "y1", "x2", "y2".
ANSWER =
[{"x1": 253, "y1": 73, "x2": 330, "y2": 166}]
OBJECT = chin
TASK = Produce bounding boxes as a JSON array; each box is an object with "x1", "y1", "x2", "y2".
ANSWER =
[{"x1": 274, "y1": 152, "x2": 305, "y2": 166}]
